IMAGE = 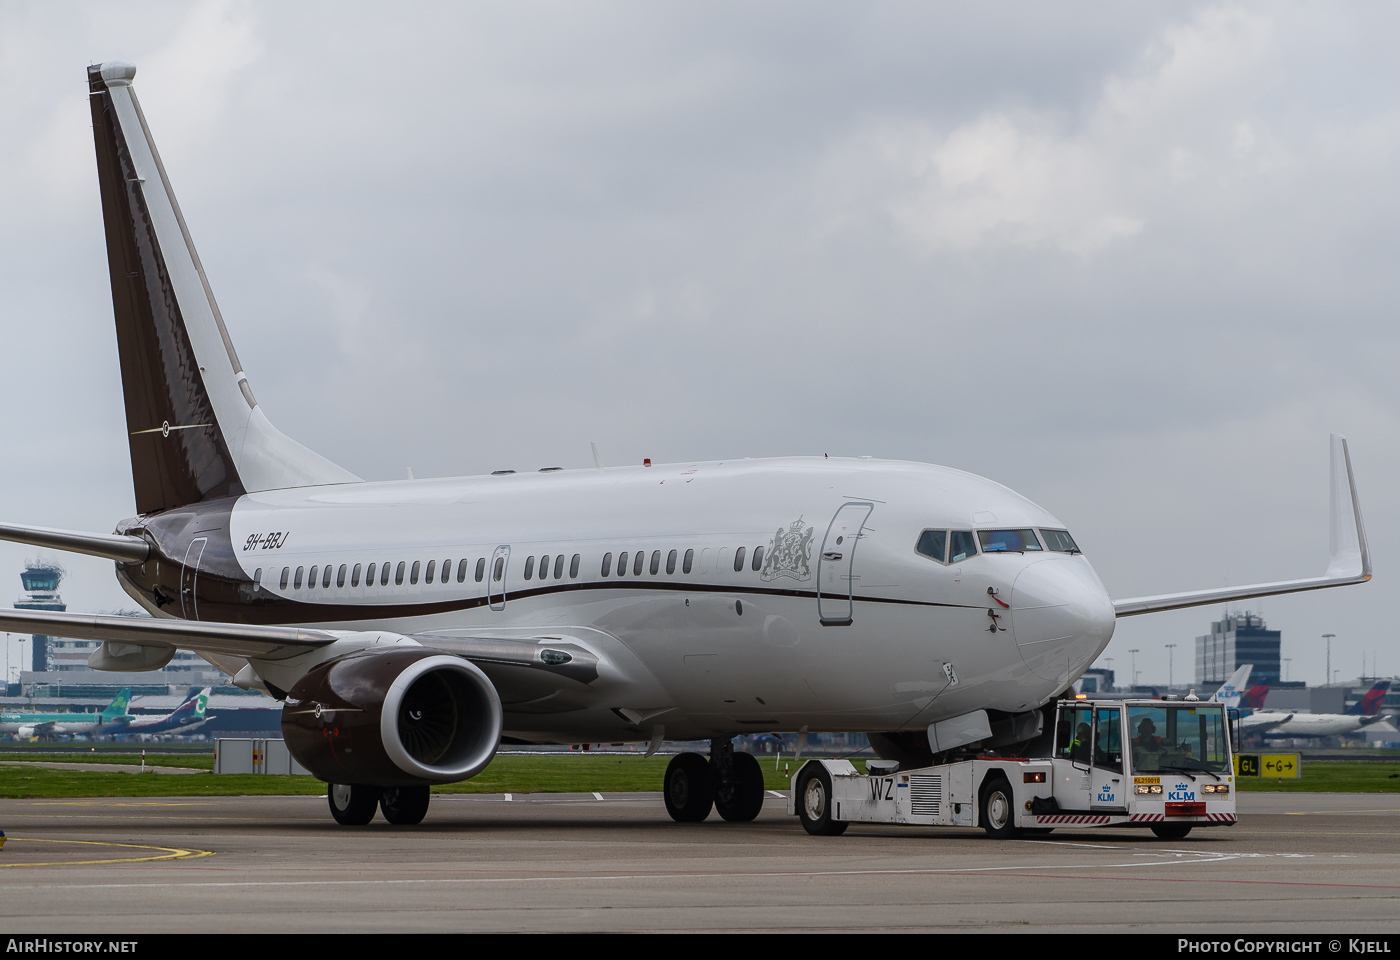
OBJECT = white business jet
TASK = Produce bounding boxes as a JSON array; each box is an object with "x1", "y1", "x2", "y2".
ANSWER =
[{"x1": 0, "y1": 62, "x2": 1372, "y2": 826}]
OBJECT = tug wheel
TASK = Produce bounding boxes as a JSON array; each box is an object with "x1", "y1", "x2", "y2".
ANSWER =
[
  {"x1": 979, "y1": 776, "x2": 1020, "y2": 839},
  {"x1": 797, "y1": 765, "x2": 848, "y2": 837},
  {"x1": 1151, "y1": 824, "x2": 1192, "y2": 840}
]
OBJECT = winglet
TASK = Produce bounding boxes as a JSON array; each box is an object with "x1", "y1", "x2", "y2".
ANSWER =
[
  {"x1": 1113, "y1": 434, "x2": 1371, "y2": 617},
  {"x1": 1326, "y1": 433, "x2": 1371, "y2": 581}
]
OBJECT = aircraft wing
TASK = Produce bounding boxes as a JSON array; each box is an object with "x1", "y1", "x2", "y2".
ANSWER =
[
  {"x1": 0, "y1": 608, "x2": 598, "y2": 685},
  {"x1": 1240, "y1": 712, "x2": 1293, "y2": 733},
  {"x1": 0, "y1": 609, "x2": 337, "y2": 661},
  {"x1": 1114, "y1": 435, "x2": 1370, "y2": 617}
]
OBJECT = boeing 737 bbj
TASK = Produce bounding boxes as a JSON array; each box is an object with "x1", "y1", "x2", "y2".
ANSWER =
[{"x1": 0, "y1": 62, "x2": 1373, "y2": 826}]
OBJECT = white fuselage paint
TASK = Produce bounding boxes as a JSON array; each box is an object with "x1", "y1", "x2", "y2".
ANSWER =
[
  {"x1": 1243, "y1": 711, "x2": 1376, "y2": 739},
  {"x1": 140, "y1": 456, "x2": 1118, "y2": 743}
]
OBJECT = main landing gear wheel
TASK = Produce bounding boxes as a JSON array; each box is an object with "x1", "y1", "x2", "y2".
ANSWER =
[
  {"x1": 797, "y1": 765, "x2": 847, "y2": 836},
  {"x1": 1151, "y1": 824, "x2": 1192, "y2": 840},
  {"x1": 664, "y1": 752, "x2": 715, "y2": 822},
  {"x1": 328, "y1": 783, "x2": 379, "y2": 825},
  {"x1": 979, "y1": 777, "x2": 1020, "y2": 839},
  {"x1": 380, "y1": 785, "x2": 431, "y2": 825},
  {"x1": 714, "y1": 751, "x2": 765, "y2": 822}
]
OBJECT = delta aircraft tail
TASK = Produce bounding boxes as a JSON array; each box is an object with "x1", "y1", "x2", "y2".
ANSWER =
[
  {"x1": 86, "y1": 61, "x2": 358, "y2": 516},
  {"x1": 1345, "y1": 680, "x2": 1392, "y2": 717}
]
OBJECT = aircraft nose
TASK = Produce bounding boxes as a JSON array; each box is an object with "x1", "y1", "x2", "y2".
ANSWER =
[{"x1": 1010, "y1": 558, "x2": 1116, "y2": 683}]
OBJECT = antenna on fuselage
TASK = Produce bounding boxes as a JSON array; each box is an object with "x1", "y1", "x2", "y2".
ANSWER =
[{"x1": 591, "y1": 442, "x2": 605, "y2": 470}]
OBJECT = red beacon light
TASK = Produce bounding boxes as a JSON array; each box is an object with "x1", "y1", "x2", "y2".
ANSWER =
[{"x1": 643, "y1": 458, "x2": 652, "y2": 467}]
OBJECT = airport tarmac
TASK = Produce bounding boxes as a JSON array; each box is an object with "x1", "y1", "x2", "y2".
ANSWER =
[{"x1": 0, "y1": 791, "x2": 1397, "y2": 933}]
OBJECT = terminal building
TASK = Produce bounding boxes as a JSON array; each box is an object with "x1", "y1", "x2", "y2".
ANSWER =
[{"x1": 1196, "y1": 611, "x2": 1281, "y2": 687}]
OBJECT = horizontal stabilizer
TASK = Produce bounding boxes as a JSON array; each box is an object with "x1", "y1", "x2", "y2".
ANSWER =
[
  {"x1": 1114, "y1": 435, "x2": 1371, "y2": 617},
  {"x1": 0, "y1": 521, "x2": 148, "y2": 564}
]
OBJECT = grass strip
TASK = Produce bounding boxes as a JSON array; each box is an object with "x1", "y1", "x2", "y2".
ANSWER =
[
  {"x1": 4, "y1": 755, "x2": 1394, "y2": 800},
  {"x1": 0, "y1": 754, "x2": 805, "y2": 799},
  {"x1": 1233, "y1": 760, "x2": 1400, "y2": 792}
]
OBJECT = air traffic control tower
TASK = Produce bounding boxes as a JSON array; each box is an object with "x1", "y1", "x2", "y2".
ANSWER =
[{"x1": 14, "y1": 561, "x2": 65, "y2": 672}]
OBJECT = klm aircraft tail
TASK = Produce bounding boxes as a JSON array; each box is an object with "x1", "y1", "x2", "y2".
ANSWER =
[
  {"x1": 101, "y1": 687, "x2": 132, "y2": 720},
  {"x1": 1211, "y1": 665, "x2": 1253, "y2": 711},
  {"x1": 86, "y1": 62, "x2": 359, "y2": 516}
]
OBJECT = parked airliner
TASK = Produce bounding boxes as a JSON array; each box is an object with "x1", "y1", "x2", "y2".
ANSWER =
[
  {"x1": 0, "y1": 62, "x2": 1373, "y2": 826},
  {"x1": 1240, "y1": 680, "x2": 1392, "y2": 740}
]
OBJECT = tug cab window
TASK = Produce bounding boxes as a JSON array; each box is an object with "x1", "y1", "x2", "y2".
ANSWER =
[
  {"x1": 1041, "y1": 529, "x2": 1081, "y2": 554},
  {"x1": 916, "y1": 530, "x2": 947, "y2": 562},
  {"x1": 977, "y1": 529, "x2": 1043, "y2": 553}
]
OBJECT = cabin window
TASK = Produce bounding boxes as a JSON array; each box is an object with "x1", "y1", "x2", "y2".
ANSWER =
[
  {"x1": 323, "y1": 566, "x2": 333, "y2": 588},
  {"x1": 949, "y1": 531, "x2": 977, "y2": 564},
  {"x1": 617, "y1": 552, "x2": 628, "y2": 577},
  {"x1": 337, "y1": 564, "x2": 347, "y2": 588},
  {"x1": 280, "y1": 567, "x2": 290, "y2": 589},
  {"x1": 410, "y1": 561, "x2": 421, "y2": 585},
  {"x1": 683, "y1": 549, "x2": 694, "y2": 574},
  {"x1": 666, "y1": 550, "x2": 677, "y2": 575},
  {"x1": 253, "y1": 567, "x2": 262, "y2": 587},
  {"x1": 441, "y1": 559, "x2": 450, "y2": 583},
  {"x1": 650, "y1": 550, "x2": 661, "y2": 575},
  {"x1": 751, "y1": 545, "x2": 764, "y2": 571},
  {"x1": 978, "y1": 529, "x2": 1043, "y2": 553},
  {"x1": 601, "y1": 552, "x2": 613, "y2": 577},
  {"x1": 352, "y1": 563, "x2": 362, "y2": 587},
  {"x1": 524, "y1": 556, "x2": 535, "y2": 580},
  {"x1": 425, "y1": 560, "x2": 436, "y2": 583},
  {"x1": 365, "y1": 563, "x2": 376, "y2": 586},
  {"x1": 294, "y1": 566, "x2": 304, "y2": 589},
  {"x1": 541, "y1": 555, "x2": 552, "y2": 580},
  {"x1": 733, "y1": 546, "x2": 746, "y2": 572},
  {"x1": 554, "y1": 555, "x2": 566, "y2": 579},
  {"x1": 633, "y1": 551, "x2": 645, "y2": 576},
  {"x1": 460, "y1": 559, "x2": 470, "y2": 583},
  {"x1": 1040, "y1": 529, "x2": 1081, "y2": 554},
  {"x1": 308, "y1": 565, "x2": 318, "y2": 588},
  {"x1": 475, "y1": 558, "x2": 486, "y2": 582},
  {"x1": 377, "y1": 562, "x2": 388, "y2": 586},
  {"x1": 396, "y1": 561, "x2": 407, "y2": 585},
  {"x1": 493, "y1": 557, "x2": 504, "y2": 581},
  {"x1": 916, "y1": 530, "x2": 947, "y2": 563}
]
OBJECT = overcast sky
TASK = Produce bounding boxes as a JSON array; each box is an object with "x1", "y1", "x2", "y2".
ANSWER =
[{"x1": 1, "y1": 2, "x2": 1398, "y2": 689}]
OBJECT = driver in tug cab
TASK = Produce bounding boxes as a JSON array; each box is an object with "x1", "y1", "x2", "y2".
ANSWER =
[{"x1": 1134, "y1": 717, "x2": 1165, "y2": 754}]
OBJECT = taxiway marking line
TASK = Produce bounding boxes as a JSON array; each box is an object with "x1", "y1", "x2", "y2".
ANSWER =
[
  {"x1": 592, "y1": 792, "x2": 604, "y2": 800},
  {"x1": 15, "y1": 852, "x2": 1384, "y2": 890},
  {"x1": 0, "y1": 837, "x2": 214, "y2": 868}
]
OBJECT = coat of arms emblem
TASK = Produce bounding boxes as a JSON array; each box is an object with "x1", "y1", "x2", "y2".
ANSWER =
[{"x1": 760, "y1": 518, "x2": 815, "y2": 582}]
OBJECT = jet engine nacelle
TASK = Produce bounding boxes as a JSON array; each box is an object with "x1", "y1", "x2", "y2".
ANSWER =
[{"x1": 281, "y1": 646, "x2": 502, "y2": 786}]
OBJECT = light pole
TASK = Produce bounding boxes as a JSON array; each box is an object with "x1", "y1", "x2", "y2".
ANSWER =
[
  {"x1": 1165, "y1": 644, "x2": 1177, "y2": 689},
  {"x1": 1322, "y1": 634, "x2": 1335, "y2": 686},
  {"x1": 1283, "y1": 658, "x2": 1292, "y2": 683},
  {"x1": 1104, "y1": 657, "x2": 1115, "y2": 692},
  {"x1": 1129, "y1": 648, "x2": 1140, "y2": 689}
]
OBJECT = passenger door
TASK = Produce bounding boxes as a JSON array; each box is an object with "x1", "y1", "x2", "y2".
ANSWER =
[
  {"x1": 488, "y1": 544, "x2": 510, "y2": 611},
  {"x1": 817, "y1": 502, "x2": 874, "y2": 626}
]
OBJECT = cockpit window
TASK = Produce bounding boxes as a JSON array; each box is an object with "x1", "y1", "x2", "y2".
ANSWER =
[
  {"x1": 916, "y1": 530, "x2": 947, "y2": 562},
  {"x1": 949, "y1": 530, "x2": 977, "y2": 563},
  {"x1": 978, "y1": 529, "x2": 1043, "y2": 553},
  {"x1": 1041, "y1": 529, "x2": 1081, "y2": 554}
]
